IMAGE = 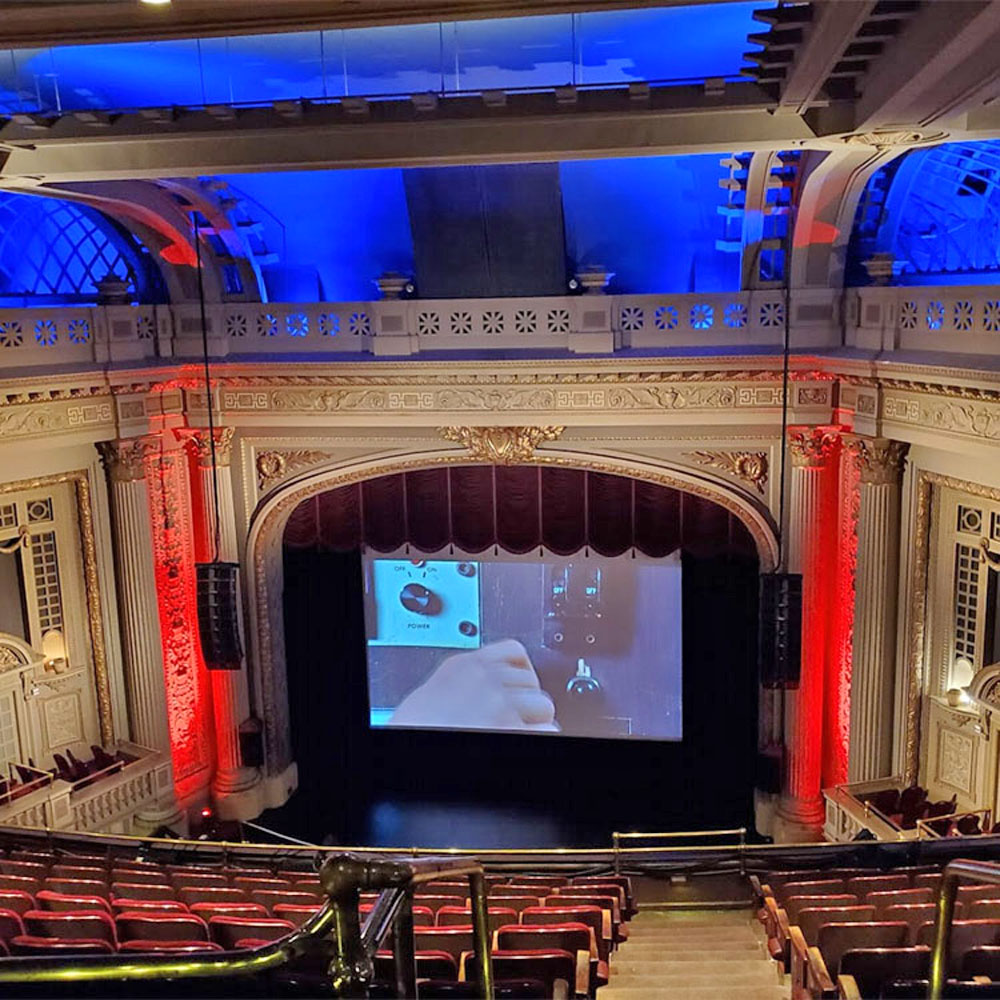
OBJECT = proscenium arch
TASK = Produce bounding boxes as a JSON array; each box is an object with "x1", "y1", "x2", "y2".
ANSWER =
[{"x1": 244, "y1": 447, "x2": 779, "y2": 779}]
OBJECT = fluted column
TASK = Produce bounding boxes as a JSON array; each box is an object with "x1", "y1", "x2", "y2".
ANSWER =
[
  {"x1": 177, "y1": 427, "x2": 261, "y2": 819},
  {"x1": 845, "y1": 436, "x2": 909, "y2": 782},
  {"x1": 97, "y1": 438, "x2": 183, "y2": 831},
  {"x1": 775, "y1": 425, "x2": 841, "y2": 842}
]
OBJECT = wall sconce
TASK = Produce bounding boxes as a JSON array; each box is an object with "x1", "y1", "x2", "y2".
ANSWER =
[{"x1": 41, "y1": 630, "x2": 67, "y2": 673}]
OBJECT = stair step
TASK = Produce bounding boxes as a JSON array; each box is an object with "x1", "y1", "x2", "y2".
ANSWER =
[
  {"x1": 612, "y1": 951, "x2": 766, "y2": 964},
  {"x1": 609, "y1": 968, "x2": 776, "y2": 984},
  {"x1": 599, "y1": 988, "x2": 788, "y2": 1000}
]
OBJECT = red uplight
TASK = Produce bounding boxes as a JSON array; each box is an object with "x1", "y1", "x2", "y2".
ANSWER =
[{"x1": 200, "y1": 807, "x2": 212, "y2": 818}]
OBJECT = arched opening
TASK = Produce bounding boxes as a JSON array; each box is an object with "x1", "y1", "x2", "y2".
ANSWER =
[{"x1": 261, "y1": 463, "x2": 765, "y2": 847}]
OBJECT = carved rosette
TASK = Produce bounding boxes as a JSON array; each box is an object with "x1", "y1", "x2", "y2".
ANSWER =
[
  {"x1": 787, "y1": 426, "x2": 841, "y2": 468},
  {"x1": 256, "y1": 449, "x2": 337, "y2": 491},
  {"x1": 845, "y1": 436, "x2": 909, "y2": 486},
  {"x1": 686, "y1": 451, "x2": 768, "y2": 494},
  {"x1": 176, "y1": 427, "x2": 234, "y2": 469},
  {"x1": 438, "y1": 425, "x2": 565, "y2": 464},
  {"x1": 96, "y1": 437, "x2": 159, "y2": 482}
]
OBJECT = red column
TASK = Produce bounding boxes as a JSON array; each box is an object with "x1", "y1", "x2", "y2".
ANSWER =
[{"x1": 775, "y1": 425, "x2": 841, "y2": 842}]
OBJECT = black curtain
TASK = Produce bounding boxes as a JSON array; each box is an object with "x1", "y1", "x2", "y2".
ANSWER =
[{"x1": 272, "y1": 547, "x2": 759, "y2": 847}]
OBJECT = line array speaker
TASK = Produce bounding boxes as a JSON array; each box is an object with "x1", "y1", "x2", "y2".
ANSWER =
[
  {"x1": 758, "y1": 572, "x2": 802, "y2": 688},
  {"x1": 196, "y1": 561, "x2": 243, "y2": 670}
]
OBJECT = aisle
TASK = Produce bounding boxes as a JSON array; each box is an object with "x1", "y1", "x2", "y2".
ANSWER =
[{"x1": 597, "y1": 908, "x2": 788, "y2": 1000}]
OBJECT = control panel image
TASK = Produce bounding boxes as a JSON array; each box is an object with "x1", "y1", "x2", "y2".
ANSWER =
[{"x1": 367, "y1": 559, "x2": 481, "y2": 649}]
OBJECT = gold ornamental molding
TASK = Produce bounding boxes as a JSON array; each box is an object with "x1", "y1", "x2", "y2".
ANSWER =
[
  {"x1": 255, "y1": 449, "x2": 338, "y2": 491},
  {"x1": 685, "y1": 451, "x2": 768, "y2": 495},
  {"x1": 0, "y1": 471, "x2": 112, "y2": 746},
  {"x1": 787, "y1": 425, "x2": 843, "y2": 468},
  {"x1": 175, "y1": 427, "x2": 235, "y2": 469},
  {"x1": 438, "y1": 426, "x2": 565, "y2": 464},
  {"x1": 843, "y1": 437, "x2": 909, "y2": 486}
]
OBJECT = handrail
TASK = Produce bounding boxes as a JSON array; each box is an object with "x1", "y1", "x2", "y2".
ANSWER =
[
  {"x1": 240, "y1": 819, "x2": 316, "y2": 846},
  {"x1": 928, "y1": 857, "x2": 1000, "y2": 999},
  {"x1": 0, "y1": 851, "x2": 495, "y2": 998},
  {"x1": 916, "y1": 807, "x2": 993, "y2": 840},
  {"x1": 612, "y1": 827, "x2": 746, "y2": 874}
]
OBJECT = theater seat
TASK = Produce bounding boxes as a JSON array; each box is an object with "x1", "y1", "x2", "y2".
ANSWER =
[
  {"x1": 9, "y1": 935, "x2": 114, "y2": 956},
  {"x1": 416, "y1": 981, "x2": 546, "y2": 999},
  {"x1": 250, "y1": 889, "x2": 320, "y2": 913},
  {"x1": 273, "y1": 903, "x2": 324, "y2": 927},
  {"x1": 24, "y1": 909, "x2": 116, "y2": 946},
  {"x1": 785, "y1": 894, "x2": 858, "y2": 925},
  {"x1": 172, "y1": 873, "x2": 230, "y2": 890},
  {"x1": 50, "y1": 865, "x2": 105, "y2": 881},
  {"x1": 0, "y1": 908, "x2": 25, "y2": 946},
  {"x1": 0, "y1": 861, "x2": 47, "y2": 879},
  {"x1": 110, "y1": 899, "x2": 187, "y2": 915},
  {"x1": 0, "y1": 875, "x2": 41, "y2": 896},
  {"x1": 962, "y1": 945, "x2": 1000, "y2": 979},
  {"x1": 43, "y1": 878, "x2": 110, "y2": 901},
  {"x1": 359, "y1": 902, "x2": 433, "y2": 927},
  {"x1": 438, "y1": 906, "x2": 517, "y2": 934},
  {"x1": 116, "y1": 911, "x2": 210, "y2": 943},
  {"x1": 414, "y1": 895, "x2": 470, "y2": 916},
  {"x1": 413, "y1": 926, "x2": 474, "y2": 965},
  {"x1": 523, "y1": 906, "x2": 610, "y2": 963},
  {"x1": 111, "y1": 882, "x2": 177, "y2": 901},
  {"x1": 189, "y1": 902, "x2": 268, "y2": 921},
  {"x1": 916, "y1": 919, "x2": 1000, "y2": 976},
  {"x1": 466, "y1": 949, "x2": 577, "y2": 1000},
  {"x1": 491, "y1": 885, "x2": 547, "y2": 900},
  {"x1": 36, "y1": 890, "x2": 112, "y2": 914},
  {"x1": 374, "y1": 948, "x2": 459, "y2": 983},
  {"x1": 0, "y1": 890, "x2": 34, "y2": 916},
  {"x1": 496, "y1": 923, "x2": 600, "y2": 995},
  {"x1": 209, "y1": 916, "x2": 295, "y2": 950},
  {"x1": 838, "y1": 946, "x2": 931, "y2": 999},
  {"x1": 868, "y1": 888, "x2": 934, "y2": 913},
  {"x1": 231, "y1": 877, "x2": 291, "y2": 892},
  {"x1": 817, "y1": 921, "x2": 909, "y2": 978},
  {"x1": 119, "y1": 939, "x2": 225, "y2": 954},
  {"x1": 884, "y1": 904, "x2": 946, "y2": 945},
  {"x1": 177, "y1": 886, "x2": 248, "y2": 907}
]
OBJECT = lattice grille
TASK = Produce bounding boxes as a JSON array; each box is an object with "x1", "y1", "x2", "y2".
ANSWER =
[
  {"x1": 954, "y1": 542, "x2": 981, "y2": 662},
  {"x1": 26, "y1": 499, "x2": 52, "y2": 523},
  {"x1": 957, "y1": 505, "x2": 983, "y2": 534},
  {"x1": 0, "y1": 504, "x2": 16, "y2": 529},
  {"x1": 992, "y1": 511, "x2": 1000, "y2": 543},
  {"x1": 30, "y1": 530, "x2": 63, "y2": 634}
]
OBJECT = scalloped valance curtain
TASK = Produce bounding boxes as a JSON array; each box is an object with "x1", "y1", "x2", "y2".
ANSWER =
[{"x1": 282, "y1": 466, "x2": 757, "y2": 561}]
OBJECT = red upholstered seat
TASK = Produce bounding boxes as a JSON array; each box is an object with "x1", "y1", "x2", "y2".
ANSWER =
[
  {"x1": 358, "y1": 902, "x2": 432, "y2": 927},
  {"x1": 44, "y1": 878, "x2": 110, "y2": 900},
  {"x1": 111, "y1": 882, "x2": 176, "y2": 901},
  {"x1": 291, "y1": 880, "x2": 325, "y2": 897},
  {"x1": 913, "y1": 872, "x2": 943, "y2": 891},
  {"x1": 438, "y1": 906, "x2": 517, "y2": 934},
  {"x1": 555, "y1": 883, "x2": 627, "y2": 914},
  {"x1": 958, "y1": 885, "x2": 1000, "y2": 907},
  {"x1": 111, "y1": 868, "x2": 170, "y2": 886},
  {"x1": 867, "y1": 888, "x2": 934, "y2": 913},
  {"x1": 51, "y1": 865, "x2": 105, "y2": 881},
  {"x1": 116, "y1": 911, "x2": 209, "y2": 943},
  {"x1": 838, "y1": 946, "x2": 930, "y2": 998},
  {"x1": 962, "y1": 945, "x2": 1000, "y2": 979},
  {"x1": 414, "y1": 894, "x2": 469, "y2": 915},
  {"x1": 916, "y1": 919, "x2": 1000, "y2": 976},
  {"x1": 421, "y1": 883, "x2": 471, "y2": 898},
  {"x1": 816, "y1": 921, "x2": 909, "y2": 977},
  {"x1": 785, "y1": 894, "x2": 859, "y2": 925},
  {"x1": 572, "y1": 875, "x2": 635, "y2": 916},
  {"x1": 189, "y1": 902, "x2": 268, "y2": 921},
  {"x1": 496, "y1": 922, "x2": 601, "y2": 993},
  {"x1": 504, "y1": 876, "x2": 568, "y2": 890},
  {"x1": 24, "y1": 909, "x2": 116, "y2": 945},
  {"x1": 968, "y1": 901, "x2": 1000, "y2": 921},
  {"x1": 523, "y1": 906, "x2": 610, "y2": 962},
  {"x1": 250, "y1": 889, "x2": 321, "y2": 913},
  {"x1": 797, "y1": 906, "x2": 876, "y2": 947},
  {"x1": 10, "y1": 935, "x2": 114, "y2": 956},
  {"x1": 0, "y1": 860, "x2": 47, "y2": 879},
  {"x1": 884, "y1": 904, "x2": 945, "y2": 945},
  {"x1": 0, "y1": 875, "x2": 41, "y2": 896},
  {"x1": 0, "y1": 890, "x2": 34, "y2": 916},
  {"x1": 491, "y1": 885, "x2": 547, "y2": 899},
  {"x1": 36, "y1": 890, "x2": 112, "y2": 914},
  {"x1": 778, "y1": 879, "x2": 846, "y2": 905},
  {"x1": 231, "y1": 877, "x2": 291, "y2": 892},
  {"x1": 846, "y1": 875, "x2": 911, "y2": 899},
  {"x1": 374, "y1": 948, "x2": 459, "y2": 983},
  {"x1": 491, "y1": 896, "x2": 546, "y2": 917},
  {"x1": 413, "y1": 926, "x2": 474, "y2": 964},
  {"x1": 9, "y1": 851, "x2": 56, "y2": 865},
  {"x1": 209, "y1": 916, "x2": 295, "y2": 950},
  {"x1": 177, "y1": 886, "x2": 248, "y2": 907},
  {"x1": 466, "y1": 949, "x2": 577, "y2": 998},
  {"x1": 172, "y1": 873, "x2": 230, "y2": 889},
  {"x1": 0, "y1": 908, "x2": 25, "y2": 945},
  {"x1": 274, "y1": 903, "x2": 324, "y2": 927},
  {"x1": 110, "y1": 899, "x2": 187, "y2": 914},
  {"x1": 119, "y1": 939, "x2": 224, "y2": 953}
]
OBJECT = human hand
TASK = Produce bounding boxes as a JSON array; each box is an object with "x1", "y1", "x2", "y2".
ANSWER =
[{"x1": 388, "y1": 639, "x2": 559, "y2": 732}]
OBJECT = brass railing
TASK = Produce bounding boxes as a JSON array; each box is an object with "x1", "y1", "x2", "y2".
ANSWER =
[
  {"x1": 928, "y1": 857, "x2": 1000, "y2": 999},
  {"x1": 612, "y1": 826, "x2": 747, "y2": 874},
  {"x1": 0, "y1": 852, "x2": 494, "y2": 999},
  {"x1": 916, "y1": 807, "x2": 993, "y2": 839}
]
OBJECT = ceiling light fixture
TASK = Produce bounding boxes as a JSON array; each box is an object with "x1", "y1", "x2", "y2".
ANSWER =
[{"x1": 140, "y1": 0, "x2": 172, "y2": 6}]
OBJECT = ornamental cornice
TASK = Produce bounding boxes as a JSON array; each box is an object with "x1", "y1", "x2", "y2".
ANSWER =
[{"x1": 438, "y1": 425, "x2": 565, "y2": 463}]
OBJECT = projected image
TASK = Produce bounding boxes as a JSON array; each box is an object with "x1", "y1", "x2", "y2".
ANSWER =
[{"x1": 363, "y1": 551, "x2": 682, "y2": 741}]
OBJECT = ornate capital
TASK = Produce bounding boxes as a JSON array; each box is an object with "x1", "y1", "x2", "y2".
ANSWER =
[
  {"x1": 787, "y1": 426, "x2": 841, "y2": 468},
  {"x1": 96, "y1": 436, "x2": 159, "y2": 483},
  {"x1": 845, "y1": 435, "x2": 909, "y2": 485},
  {"x1": 686, "y1": 451, "x2": 768, "y2": 494},
  {"x1": 439, "y1": 425, "x2": 564, "y2": 464},
  {"x1": 176, "y1": 427, "x2": 234, "y2": 469}
]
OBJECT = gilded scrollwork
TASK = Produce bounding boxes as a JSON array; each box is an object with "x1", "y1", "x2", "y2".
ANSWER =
[
  {"x1": 175, "y1": 427, "x2": 235, "y2": 468},
  {"x1": 787, "y1": 426, "x2": 842, "y2": 467},
  {"x1": 685, "y1": 451, "x2": 769, "y2": 494},
  {"x1": 256, "y1": 449, "x2": 338, "y2": 491},
  {"x1": 844, "y1": 437, "x2": 909, "y2": 486},
  {"x1": 438, "y1": 426, "x2": 565, "y2": 463}
]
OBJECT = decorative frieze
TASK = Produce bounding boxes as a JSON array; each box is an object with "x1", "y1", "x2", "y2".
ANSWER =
[
  {"x1": 685, "y1": 451, "x2": 769, "y2": 494},
  {"x1": 439, "y1": 426, "x2": 565, "y2": 464},
  {"x1": 0, "y1": 399, "x2": 113, "y2": 440}
]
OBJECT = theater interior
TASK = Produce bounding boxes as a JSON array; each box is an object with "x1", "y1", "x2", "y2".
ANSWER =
[{"x1": 5, "y1": 0, "x2": 1000, "y2": 996}]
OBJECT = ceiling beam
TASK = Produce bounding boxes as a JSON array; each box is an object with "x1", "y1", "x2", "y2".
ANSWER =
[
  {"x1": 854, "y1": 0, "x2": 1000, "y2": 130},
  {"x1": 0, "y1": 84, "x2": 826, "y2": 182},
  {"x1": 776, "y1": 2, "x2": 878, "y2": 114}
]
